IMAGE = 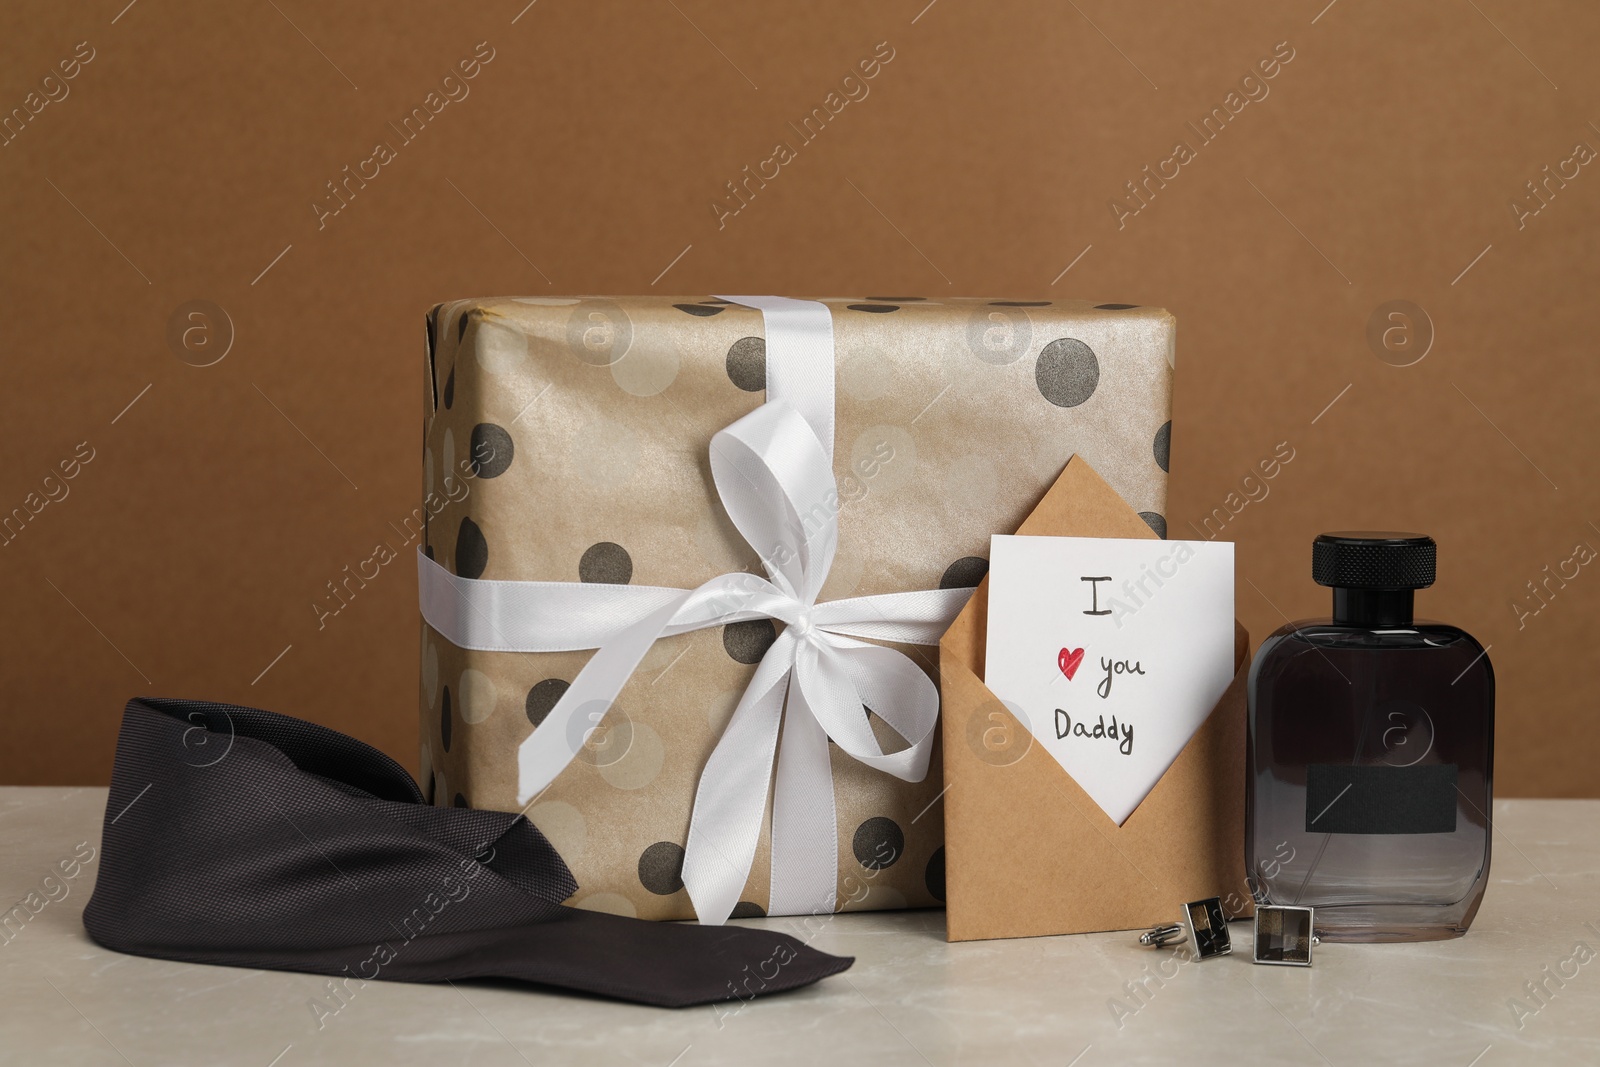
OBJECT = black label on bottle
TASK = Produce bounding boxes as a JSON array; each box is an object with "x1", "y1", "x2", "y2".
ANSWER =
[{"x1": 1304, "y1": 764, "x2": 1459, "y2": 834}]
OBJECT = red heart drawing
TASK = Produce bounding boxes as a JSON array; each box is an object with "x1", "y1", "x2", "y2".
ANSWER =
[{"x1": 1058, "y1": 647, "x2": 1085, "y2": 681}]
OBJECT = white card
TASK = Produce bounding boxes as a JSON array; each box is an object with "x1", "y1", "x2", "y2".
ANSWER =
[{"x1": 983, "y1": 534, "x2": 1235, "y2": 825}]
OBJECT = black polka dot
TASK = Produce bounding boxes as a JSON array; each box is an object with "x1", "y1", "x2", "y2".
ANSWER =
[
  {"x1": 846, "y1": 303, "x2": 899, "y2": 313},
  {"x1": 701, "y1": 298, "x2": 735, "y2": 305},
  {"x1": 456, "y1": 517, "x2": 488, "y2": 579},
  {"x1": 1036, "y1": 338, "x2": 1100, "y2": 408},
  {"x1": 866, "y1": 296, "x2": 925, "y2": 301},
  {"x1": 940, "y1": 556, "x2": 989, "y2": 590},
  {"x1": 1139, "y1": 512, "x2": 1168, "y2": 539},
  {"x1": 989, "y1": 300, "x2": 1051, "y2": 307},
  {"x1": 1095, "y1": 303, "x2": 1139, "y2": 310},
  {"x1": 925, "y1": 846, "x2": 946, "y2": 902},
  {"x1": 425, "y1": 307, "x2": 439, "y2": 371},
  {"x1": 638, "y1": 841, "x2": 686, "y2": 895},
  {"x1": 456, "y1": 312, "x2": 470, "y2": 341},
  {"x1": 423, "y1": 543, "x2": 434, "y2": 561},
  {"x1": 726, "y1": 337, "x2": 766, "y2": 392},
  {"x1": 1153, "y1": 421, "x2": 1171, "y2": 473},
  {"x1": 730, "y1": 901, "x2": 767, "y2": 919},
  {"x1": 443, "y1": 365, "x2": 455, "y2": 409},
  {"x1": 452, "y1": 793, "x2": 469, "y2": 809},
  {"x1": 673, "y1": 303, "x2": 723, "y2": 317},
  {"x1": 579, "y1": 542, "x2": 633, "y2": 584},
  {"x1": 440, "y1": 686, "x2": 453, "y2": 753},
  {"x1": 525, "y1": 678, "x2": 569, "y2": 728},
  {"x1": 853, "y1": 817, "x2": 904, "y2": 870},
  {"x1": 468, "y1": 424, "x2": 515, "y2": 478},
  {"x1": 723, "y1": 619, "x2": 776, "y2": 664}
]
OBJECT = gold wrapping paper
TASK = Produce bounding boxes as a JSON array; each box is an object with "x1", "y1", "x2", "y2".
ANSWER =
[{"x1": 420, "y1": 295, "x2": 1174, "y2": 921}]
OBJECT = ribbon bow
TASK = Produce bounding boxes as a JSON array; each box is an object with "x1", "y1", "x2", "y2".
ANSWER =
[{"x1": 418, "y1": 296, "x2": 972, "y2": 924}]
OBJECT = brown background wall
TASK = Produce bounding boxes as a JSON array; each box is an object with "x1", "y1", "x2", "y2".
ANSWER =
[{"x1": 2, "y1": 0, "x2": 1596, "y2": 795}]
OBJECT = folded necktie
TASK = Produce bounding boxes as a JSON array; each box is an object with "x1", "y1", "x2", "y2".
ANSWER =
[{"x1": 83, "y1": 697, "x2": 852, "y2": 1007}]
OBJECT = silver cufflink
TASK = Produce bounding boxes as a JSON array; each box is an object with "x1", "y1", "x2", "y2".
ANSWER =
[
  {"x1": 1137, "y1": 897, "x2": 1232, "y2": 960},
  {"x1": 1252, "y1": 904, "x2": 1318, "y2": 966}
]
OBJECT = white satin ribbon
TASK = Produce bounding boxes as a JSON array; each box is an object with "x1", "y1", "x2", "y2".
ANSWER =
[{"x1": 417, "y1": 296, "x2": 971, "y2": 925}]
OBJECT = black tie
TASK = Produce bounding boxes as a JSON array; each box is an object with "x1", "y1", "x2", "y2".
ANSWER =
[{"x1": 82, "y1": 697, "x2": 852, "y2": 1007}]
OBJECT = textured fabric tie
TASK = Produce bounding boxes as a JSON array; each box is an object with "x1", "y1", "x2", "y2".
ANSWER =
[{"x1": 81, "y1": 697, "x2": 852, "y2": 1008}]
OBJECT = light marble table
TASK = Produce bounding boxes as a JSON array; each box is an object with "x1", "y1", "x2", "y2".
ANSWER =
[{"x1": 2, "y1": 788, "x2": 1597, "y2": 1066}]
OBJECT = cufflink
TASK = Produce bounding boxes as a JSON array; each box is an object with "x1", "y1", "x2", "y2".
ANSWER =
[
  {"x1": 1137, "y1": 897, "x2": 1232, "y2": 960},
  {"x1": 1252, "y1": 904, "x2": 1318, "y2": 966}
]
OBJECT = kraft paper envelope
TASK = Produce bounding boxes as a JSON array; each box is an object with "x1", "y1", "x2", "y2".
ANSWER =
[{"x1": 940, "y1": 456, "x2": 1251, "y2": 942}]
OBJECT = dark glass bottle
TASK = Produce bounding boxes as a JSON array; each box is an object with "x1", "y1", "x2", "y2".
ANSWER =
[{"x1": 1246, "y1": 532, "x2": 1494, "y2": 942}]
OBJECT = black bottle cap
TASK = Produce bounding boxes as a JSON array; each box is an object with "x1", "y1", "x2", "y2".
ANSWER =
[{"x1": 1312, "y1": 531, "x2": 1436, "y2": 590}]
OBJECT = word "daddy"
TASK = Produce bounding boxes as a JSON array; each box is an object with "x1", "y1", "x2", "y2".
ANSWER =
[{"x1": 1055, "y1": 710, "x2": 1134, "y2": 756}]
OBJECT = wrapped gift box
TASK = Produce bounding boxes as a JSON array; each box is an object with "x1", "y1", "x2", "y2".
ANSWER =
[{"x1": 418, "y1": 295, "x2": 1175, "y2": 921}]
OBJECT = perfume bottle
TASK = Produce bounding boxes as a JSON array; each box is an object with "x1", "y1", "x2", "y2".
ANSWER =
[{"x1": 1246, "y1": 532, "x2": 1494, "y2": 942}]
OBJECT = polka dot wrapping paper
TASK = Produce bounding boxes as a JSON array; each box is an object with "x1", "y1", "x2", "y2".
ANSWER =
[{"x1": 419, "y1": 296, "x2": 1174, "y2": 921}]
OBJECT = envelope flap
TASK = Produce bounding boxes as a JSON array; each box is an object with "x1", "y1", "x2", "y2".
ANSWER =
[
  {"x1": 1014, "y1": 455, "x2": 1162, "y2": 540},
  {"x1": 941, "y1": 455, "x2": 1158, "y2": 682}
]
